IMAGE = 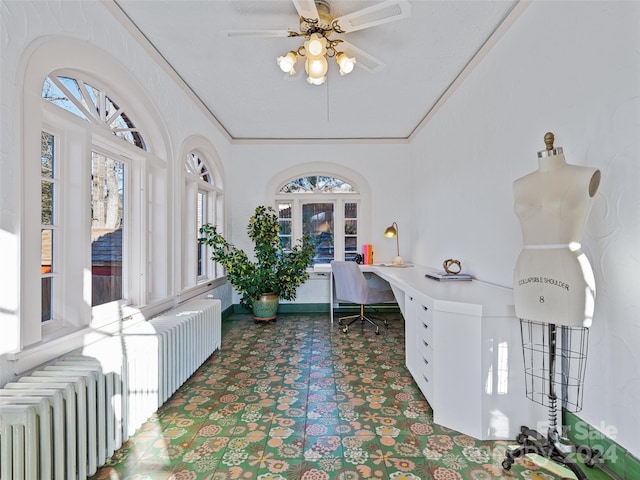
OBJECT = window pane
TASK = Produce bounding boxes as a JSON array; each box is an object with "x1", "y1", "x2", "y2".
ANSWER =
[
  {"x1": 303, "y1": 203, "x2": 334, "y2": 264},
  {"x1": 344, "y1": 203, "x2": 358, "y2": 261},
  {"x1": 42, "y1": 76, "x2": 88, "y2": 119},
  {"x1": 91, "y1": 152, "x2": 124, "y2": 306},
  {"x1": 197, "y1": 191, "x2": 205, "y2": 277},
  {"x1": 41, "y1": 229, "x2": 53, "y2": 273},
  {"x1": 42, "y1": 75, "x2": 146, "y2": 150},
  {"x1": 41, "y1": 181, "x2": 53, "y2": 225},
  {"x1": 278, "y1": 203, "x2": 292, "y2": 219},
  {"x1": 42, "y1": 228, "x2": 53, "y2": 322},
  {"x1": 280, "y1": 176, "x2": 355, "y2": 194},
  {"x1": 277, "y1": 202, "x2": 293, "y2": 252},
  {"x1": 41, "y1": 131, "x2": 54, "y2": 178},
  {"x1": 344, "y1": 219, "x2": 357, "y2": 235},
  {"x1": 42, "y1": 277, "x2": 52, "y2": 322},
  {"x1": 279, "y1": 221, "x2": 291, "y2": 235},
  {"x1": 345, "y1": 202, "x2": 357, "y2": 219}
]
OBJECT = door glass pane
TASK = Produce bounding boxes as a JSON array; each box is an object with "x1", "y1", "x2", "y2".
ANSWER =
[
  {"x1": 91, "y1": 152, "x2": 124, "y2": 306},
  {"x1": 303, "y1": 203, "x2": 334, "y2": 264}
]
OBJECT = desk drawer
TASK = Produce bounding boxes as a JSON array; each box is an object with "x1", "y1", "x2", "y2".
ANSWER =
[
  {"x1": 417, "y1": 303, "x2": 433, "y2": 345},
  {"x1": 417, "y1": 349, "x2": 434, "y2": 400}
]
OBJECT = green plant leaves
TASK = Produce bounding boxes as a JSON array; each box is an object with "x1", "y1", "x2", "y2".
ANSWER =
[{"x1": 199, "y1": 206, "x2": 315, "y2": 310}]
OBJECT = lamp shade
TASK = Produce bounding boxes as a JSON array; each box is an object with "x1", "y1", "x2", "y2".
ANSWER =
[
  {"x1": 384, "y1": 222, "x2": 403, "y2": 265},
  {"x1": 305, "y1": 56, "x2": 328, "y2": 85},
  {"x1": 304, "y1": 33, "x2": 327, "y2": 57},
  {"x1": 384, "y1": 223, "x2": 397, "y2": 238},
  {"x1": 277, "y1": 51, "x2": 298, "y2": 75},
  {"x1": 336, "y1": 52, "x2": 356, "y2": 75}
]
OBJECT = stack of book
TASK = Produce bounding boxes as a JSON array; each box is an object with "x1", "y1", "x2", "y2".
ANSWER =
[
  {"x1": 362, "y1": 244, "x2": 374, "y2": 265},
  {"x1": 425, "y1": 271, "x2": 472, "y2": 281}
]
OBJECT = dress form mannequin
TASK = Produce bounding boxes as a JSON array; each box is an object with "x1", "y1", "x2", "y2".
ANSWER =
[{"x1": 513, "y1": 133, "x2": 601, "y2": 328}]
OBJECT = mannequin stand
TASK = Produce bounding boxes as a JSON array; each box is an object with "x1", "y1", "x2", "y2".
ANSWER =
[{"x1": 502, "y1": 321, "x2": 601, "y2": 479}]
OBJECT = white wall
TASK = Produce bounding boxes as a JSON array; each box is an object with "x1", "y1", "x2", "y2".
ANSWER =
[
  {"x1": 0, "y1": 1, "x2": 233, "y2": 381},
  {"x1": 409, "y1": 0, "x2": 640, "y2": 457},
  {"x1": 227, "y1": 144, "x2": 411, "y2": 253}
]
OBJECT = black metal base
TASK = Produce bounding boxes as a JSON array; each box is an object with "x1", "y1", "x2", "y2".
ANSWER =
[{"x1": 502, "y1": 426, "x2": 601, "y2": 480}]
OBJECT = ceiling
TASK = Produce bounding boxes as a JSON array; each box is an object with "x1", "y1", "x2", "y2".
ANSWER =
[{"x1": 112, "y1": 0, "x2": 520, "y2": 141}]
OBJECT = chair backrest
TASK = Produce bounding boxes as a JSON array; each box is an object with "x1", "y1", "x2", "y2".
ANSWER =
[{"x1": 331, "y1": 261, "x2": 370, "y2": 304}]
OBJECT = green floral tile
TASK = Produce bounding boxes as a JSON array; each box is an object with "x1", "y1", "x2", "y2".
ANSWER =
[{"x1": 90, "y1": 313, "x2": 616, "y2": 480}]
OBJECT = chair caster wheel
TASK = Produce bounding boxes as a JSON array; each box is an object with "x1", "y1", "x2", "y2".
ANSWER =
[
  {"x1": 342, "y1": 327, "x2": 348, "y2": 333},
  {"x1": 502, "y1": 458, "x2": 513, "y2": 470},
  {"x1": 375, "y1": 330, "x2": 380, "y2": 335}
]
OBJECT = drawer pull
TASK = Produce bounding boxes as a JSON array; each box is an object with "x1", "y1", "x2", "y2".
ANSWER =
[
  {"x1": 422, "y1": 374, "x2": 429, "y2": 383},
  {"x1": 423, "y1": 340, "x2": 429, "y2": 348},
  {"x1": 423, "y1": 357, "x2": 429, "y2": 366},
  {"x1": 422, "y1": 305, "x2": 429, "y2": 311},
  {"x1": 422, "y1": 322, "x2": 429, "y2": 329}
]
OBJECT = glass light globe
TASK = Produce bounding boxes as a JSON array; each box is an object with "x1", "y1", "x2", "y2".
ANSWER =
[
  {"x1": 277, "y1": 51, "x2": 297, "y2": 75},
  {"x1": 336, "y1": 52, "x2": 356, "y2": 75},
  {"x1": 305, "y1": 33, "x2": 327, "y2": 57}
]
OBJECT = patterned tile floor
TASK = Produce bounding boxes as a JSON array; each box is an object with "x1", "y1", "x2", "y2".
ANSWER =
[{"x1": 90, "y1": 312, "x2": 612, "y2": 480}]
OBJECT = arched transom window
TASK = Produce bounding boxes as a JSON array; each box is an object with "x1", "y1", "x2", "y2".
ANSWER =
[{"x1": 42, "y1": 74, "x2": 146, "y2": 150}]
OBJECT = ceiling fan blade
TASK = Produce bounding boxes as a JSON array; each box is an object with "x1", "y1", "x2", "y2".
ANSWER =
[
  {"x1": 339, "y1": 40, "x2": 386, "y2": 73},
  {"x1": 292, "y1": 0, "x2": 319, "y2": 20},
  {"x1": 226, "y1": 30, "x2": 291, "y2": 38},
  {"x1": 334, "y1": 0, "x2": 411, "y2": 33}
]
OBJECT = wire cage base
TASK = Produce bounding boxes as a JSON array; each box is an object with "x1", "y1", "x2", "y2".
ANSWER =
[
  {"x1": 501, "y1": 320, "x2": 601, "y2": 479},
  {"x1": 520, "y1": 319, "x2": 589, "y2": 413}
]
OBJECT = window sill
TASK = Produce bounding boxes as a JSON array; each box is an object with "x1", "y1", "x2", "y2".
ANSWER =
[
  {"x1": 5, "y1": 298, "x2": 177, "y2": 376},
  {"x1": 6, "y1": 325, "x2": 93, "y2": 375}
]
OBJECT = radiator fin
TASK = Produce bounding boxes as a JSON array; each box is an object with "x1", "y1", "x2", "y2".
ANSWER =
[{"x1": 0, "y1": 298, "x2": 221, "y2": 479}]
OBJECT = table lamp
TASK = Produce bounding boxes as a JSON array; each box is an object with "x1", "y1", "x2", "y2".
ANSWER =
[{"x1": 384, "y1": 222, "x2": 404, "y2": 266}]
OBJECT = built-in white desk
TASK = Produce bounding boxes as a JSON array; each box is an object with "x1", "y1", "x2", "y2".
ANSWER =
[{"x1": 314, "y1": 262, "x2": 545, "y2": 441}]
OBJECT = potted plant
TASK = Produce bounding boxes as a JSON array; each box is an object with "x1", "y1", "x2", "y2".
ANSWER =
[{"x1": 199, "y1": 205, "x2": 315, "y2": 322}]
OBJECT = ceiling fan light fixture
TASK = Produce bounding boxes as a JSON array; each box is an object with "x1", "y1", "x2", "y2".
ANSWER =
[
  {"x1": 336, "y1": 52, "x2": 356, "y2": 75},
  {"x1": 277, "y1": 51, "x2": 298, "y2": 75},
  {"x1": 305, "y1": 56, "x2": 328, "y2": 83},
  {"x1": 304, "y1": 33, "x2": 327, "y2": 57}
]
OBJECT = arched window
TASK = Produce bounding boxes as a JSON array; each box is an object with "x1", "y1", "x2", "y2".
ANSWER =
[
  {"x1": 181, "y1": 144, "x2": 224, "y2": 291},
  {"x1": 42, "y1": 74, "x2": 147, "y2": 150},
  {"x1": 275, "y1": 174, "x2": 365, "y2": 265},
  {"x1": 36, "y1": 69, "x2": 158, "y2": 336}
]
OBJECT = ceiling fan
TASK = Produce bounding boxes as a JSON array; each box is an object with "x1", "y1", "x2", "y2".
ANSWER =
[{"x1": 227, "y1": 0, "x2": 412, "y2": 83}]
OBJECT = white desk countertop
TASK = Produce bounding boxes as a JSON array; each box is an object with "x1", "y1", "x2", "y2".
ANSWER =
[{"x1": 314, "y1": 262, "x2": 515, "y2": 318}]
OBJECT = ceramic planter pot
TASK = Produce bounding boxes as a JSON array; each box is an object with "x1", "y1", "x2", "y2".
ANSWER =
[{"x1": 252, "y1": 292, "x2": 278, "y2": 322}]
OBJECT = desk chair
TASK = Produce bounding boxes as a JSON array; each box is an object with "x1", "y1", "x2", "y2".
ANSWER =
[{"x1": 331, "y1": 261, "x2": 396, "y2": 335}]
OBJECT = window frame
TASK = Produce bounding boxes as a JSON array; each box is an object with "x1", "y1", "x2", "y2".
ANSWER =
[
  {"x1": 33, "y1": 75, "x2": 155, "y2": 340},
  {"x1": 40, "y1": 127, "x2": 62, "y2": 336},
  {"x1": 272, "y1": 169, "x2": 370, "y2": 267},
  {"x1": 180, "y1": 146, "x2": 225, "y2": 293}
]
